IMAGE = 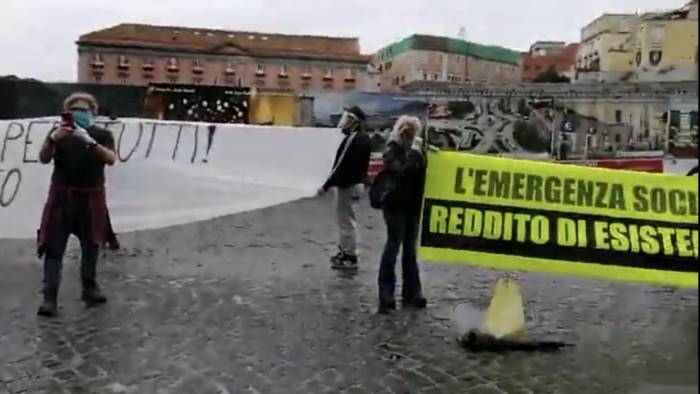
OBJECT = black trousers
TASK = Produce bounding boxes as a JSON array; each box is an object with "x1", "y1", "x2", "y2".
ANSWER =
[{"x1": 43, "y1": 230, "x2": 99, "y2": 291}]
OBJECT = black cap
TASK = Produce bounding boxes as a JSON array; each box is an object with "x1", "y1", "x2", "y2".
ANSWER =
[{"x1": 345, "y1": 106, "x2": 367, "y2": 122}]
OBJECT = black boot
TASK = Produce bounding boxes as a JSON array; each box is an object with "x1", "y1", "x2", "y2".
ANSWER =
[
  {"x1": 37, "y1": 287, "x2": 58, "y2": 318},
  {"x1": 82, "y1": 282, "x2": 107, "y2": 305},
  {"x1": 402, "y1": 296, "x2": 427, "y2": 310},
  {"x1": 377, "y1": 300, "x2": 397, "y2": 315}
]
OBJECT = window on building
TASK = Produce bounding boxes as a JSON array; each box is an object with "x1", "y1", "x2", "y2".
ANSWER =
[
  {"x1": 192, "y1": 59, "x2": 204, "y2": 74},
  {"x1": 615, "y1": 110, "x2": 622, "y2": 123},
  {"x1": 345, "y1": 68, "x2": 356, "y2": 81},
  {"x1": 142, "y1": 58, "x2": 155, "y2": 70},
  {"x1": 324, "y1": 68, "x2": 333, "y2": 80},
  {"x1": 301, "y1": 64, "x2": 312, "y2": 79},
  {"x1": 91, "y1": 53, "x2": 104, "y2": 68},
  {"x1": 670, "y1": 110, "x2": 681, "y2": 128},
  {"x1": 434, "y1": 73, "x2": 439, "y2": 80},
  {"x1": 118, "y1": 55, "x2": 130, "y2": 68},
  {"x1": 256, "y1": 64, "x2": 266, "y2": 76},
  {"x1": 225, "y1": 62, "x2": 236, "y2": 75},
  {"x1": 167, "y1": 58, "x2": 179, "y2": 71},
  {"x1": 400, "y1": 75, "x2": 405, "y2": 84},
  {"x1": 614, "y1": 134, "x2": 622, "y2": 143}
]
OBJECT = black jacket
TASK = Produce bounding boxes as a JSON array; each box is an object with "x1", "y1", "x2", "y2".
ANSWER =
[
  {"x1": 382, "y1": 140, "x2": 426, "y2": 213},
  {"x1": 324, "y1": 131, "x2": 372, "y2": 189}
]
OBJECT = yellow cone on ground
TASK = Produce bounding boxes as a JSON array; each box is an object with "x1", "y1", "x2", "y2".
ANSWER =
[{"x1": 480, "y1": 277, "x2": 528, "y2": 340}]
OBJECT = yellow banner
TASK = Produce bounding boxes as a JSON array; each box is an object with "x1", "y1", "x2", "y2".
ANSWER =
[{"x1": 419, "y1": 152, "x2": 698, "y2": 288}]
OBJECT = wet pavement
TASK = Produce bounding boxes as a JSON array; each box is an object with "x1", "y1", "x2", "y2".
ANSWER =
[{"x1": 1, "y1": 196, "x2": 698, "y2": 394}]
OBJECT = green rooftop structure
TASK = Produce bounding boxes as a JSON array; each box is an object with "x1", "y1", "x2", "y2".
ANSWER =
[{"x1": 377, "y1": 34, "x2": 522, "y2": 66}]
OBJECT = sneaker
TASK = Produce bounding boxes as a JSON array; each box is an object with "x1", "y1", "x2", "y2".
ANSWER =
[
  {"x1": 402, "y1": 296, "x2": 427, "y2": 310},
  {"x1": 330, "y1": 251, "x2": 345, "y2": 264},
  {"x1": 331, "y1": 254, "x2": 358, "y2": 271}
]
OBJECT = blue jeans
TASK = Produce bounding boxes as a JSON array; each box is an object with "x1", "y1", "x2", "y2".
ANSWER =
[{"x1": 379, "y1": 209, "x2": 422, "y2": 304}]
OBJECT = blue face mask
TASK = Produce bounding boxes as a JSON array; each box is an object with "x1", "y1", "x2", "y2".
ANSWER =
[{"x1": 72, "y1": 110, "x2": 94, "y2": 129}]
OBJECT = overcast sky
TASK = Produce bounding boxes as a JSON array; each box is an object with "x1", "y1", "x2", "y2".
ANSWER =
[{"x1": 0, "y1": 0, "x2": 683, "y2": 82}]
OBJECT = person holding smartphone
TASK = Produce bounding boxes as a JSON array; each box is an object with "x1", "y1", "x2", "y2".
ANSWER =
[{"x1": 36, "y1": 92, "x2": 117, "y2": 317}]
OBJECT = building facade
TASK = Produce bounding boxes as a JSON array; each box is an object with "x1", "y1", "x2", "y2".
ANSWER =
[
  {"x1": 632, "y1": 1, "x2": 698, "y2": 82},
  {"x1": 575, "y1": 14, "x2": 640, "y2": 83},
  {"x1": 374, "y1": 35, "x2": 521, "y2": 93},
  {"x1": 575, "y1": 1, "x2": 698, "y2": 83},
  {"x1": 77, "y1": 24, "x2": 370, "y2": 94},
  {"x1": 521, "y1": 42, "x2": 579, "y2": 82}
]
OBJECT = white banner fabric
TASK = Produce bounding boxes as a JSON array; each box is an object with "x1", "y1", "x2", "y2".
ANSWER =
[{"x1": 0, "y1": 118, "x2": 342, "y2": 239}]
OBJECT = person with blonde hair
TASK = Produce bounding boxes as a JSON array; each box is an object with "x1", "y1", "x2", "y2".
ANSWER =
[
  {"x1": 36, "y1": 92, "x2": 117, "y2": 317},
  {"x1": 377, "y1": 115, "x2": 428, "y2": 314}
]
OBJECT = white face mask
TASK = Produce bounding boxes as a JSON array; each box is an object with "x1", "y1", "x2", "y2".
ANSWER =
[{"x1": 337, "y1": 111, "x2": 358, "y2": 132}]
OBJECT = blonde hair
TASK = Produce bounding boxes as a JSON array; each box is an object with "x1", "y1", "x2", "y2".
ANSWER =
[
  {"x1": 390, "y1": 115, "x2": 423, "y2": 142},
  {"x1": 63, "y1": 92, "x2": 99, "y2": 114}
]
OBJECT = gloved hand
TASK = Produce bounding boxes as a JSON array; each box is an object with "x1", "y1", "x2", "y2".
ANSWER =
[
  {"x1": 74, "y1": 126, "x2": 97, "y2": 146},
  {"x1": 411, "y1": 136, "x2": 424, "y2": 151}
]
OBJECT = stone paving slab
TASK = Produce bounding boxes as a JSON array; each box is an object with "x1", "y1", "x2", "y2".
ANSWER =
[{"x1": 1, "y1": 196, "x2": 698, "y2": 394}]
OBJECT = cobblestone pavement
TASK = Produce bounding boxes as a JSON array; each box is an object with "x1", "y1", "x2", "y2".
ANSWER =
[{"x1": 1, "y1": 196, "x2": 698, "y2": 394}]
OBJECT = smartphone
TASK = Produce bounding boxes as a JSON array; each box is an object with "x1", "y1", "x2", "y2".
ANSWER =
[{"x1": 60, "y1": 111, "x2": 75, "y2": 129}]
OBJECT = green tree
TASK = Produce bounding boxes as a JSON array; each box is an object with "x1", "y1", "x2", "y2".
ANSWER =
[
  {"x1": 517, "y1": 98, "x2": 530, "y2": 117},
  {"x1": 533, "y1": 66, "x2": 570, "y2": 83},
  {"x1": 514, "y1": 121, "x2": 550, "y2": 152}
]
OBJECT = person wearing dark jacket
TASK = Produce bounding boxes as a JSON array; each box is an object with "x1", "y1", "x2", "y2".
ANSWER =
[
  {"x1": 36, "y1": 92, "x2": 117, "y2": 317},
  {"x1": 378, "y1": 115, "x2": 427, "y2": 314},
  {"x1": 318, "y1": 106, "x2": 372, "y2": 270}
]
